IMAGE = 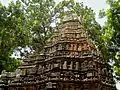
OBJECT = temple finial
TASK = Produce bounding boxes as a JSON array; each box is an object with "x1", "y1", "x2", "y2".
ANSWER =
[{"x1": 62, "y1": 10, "x2": 82, "y2": 24}]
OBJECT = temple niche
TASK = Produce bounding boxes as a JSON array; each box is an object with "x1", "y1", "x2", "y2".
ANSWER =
[{"x1": 0, "y1": 12, "x2": 116, "y2": 90}]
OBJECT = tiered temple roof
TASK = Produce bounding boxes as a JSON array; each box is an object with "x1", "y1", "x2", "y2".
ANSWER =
[{"x1": 0, "y1": 13, "x2": 116, "y2": 90}]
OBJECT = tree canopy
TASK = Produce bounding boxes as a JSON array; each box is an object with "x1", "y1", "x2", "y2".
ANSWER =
[
  {"x1": 0, "y1": 1, "x2": 31, "y2": 73},
  {"x1": 99, "y1": 0, "x2": 120, "y2": 80}
]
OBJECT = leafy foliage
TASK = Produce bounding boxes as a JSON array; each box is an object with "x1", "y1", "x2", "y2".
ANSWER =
[
  {"x1": 99, "y1": 0, "x2": 120, "y2": 79},
  {"x1": 21, "y1": 0, "x2": 56, "y2": 53},
  {"x1": 0, "y1": 1, "x2": 31, "y2": 73}
]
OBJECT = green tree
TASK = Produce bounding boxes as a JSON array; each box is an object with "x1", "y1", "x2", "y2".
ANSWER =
[
  {"x1": 99, "y1": 0, "x2": 120, "y2": 79},
  {"x1": 0, "y1": 1, "x2": 31, "y2": 73},
  {"x1": 21, "y1": 0, "x2": 56, "y2": 53}
]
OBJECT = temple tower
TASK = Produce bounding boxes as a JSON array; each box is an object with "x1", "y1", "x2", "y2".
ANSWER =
[
  {"x1": 37, "y1": 13, "x2": 116, "y2": 90},
  {"x1": 3, "y1": 12, "x2": 116, "y2": 90}
]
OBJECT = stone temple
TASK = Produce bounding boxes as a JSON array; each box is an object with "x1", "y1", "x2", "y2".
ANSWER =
[{"x1": 0, "y1": 13, "x2": 116, "y2": 90}]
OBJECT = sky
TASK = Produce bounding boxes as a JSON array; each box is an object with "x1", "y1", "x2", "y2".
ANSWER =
[
  {"x1": 0, "y1": 0, "x2": 120, "y2": 89},
  {"x1": 79, "y1": 0, "x2": 108, "y2": 26}
]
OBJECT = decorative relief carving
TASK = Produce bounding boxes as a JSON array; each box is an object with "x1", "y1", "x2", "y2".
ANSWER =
[{"x1": 1, "y1": 13, "x2": 116, "y2": 90}]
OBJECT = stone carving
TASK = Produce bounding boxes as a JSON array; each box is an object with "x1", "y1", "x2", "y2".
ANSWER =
[{"x1": 0, "y1": 13, "x2": 116, "y2": 90}]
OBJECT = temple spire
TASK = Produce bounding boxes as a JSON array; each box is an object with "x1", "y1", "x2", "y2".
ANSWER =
[{"x1": 0, "y1": 12, "x2": 116, "y2": 90}]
